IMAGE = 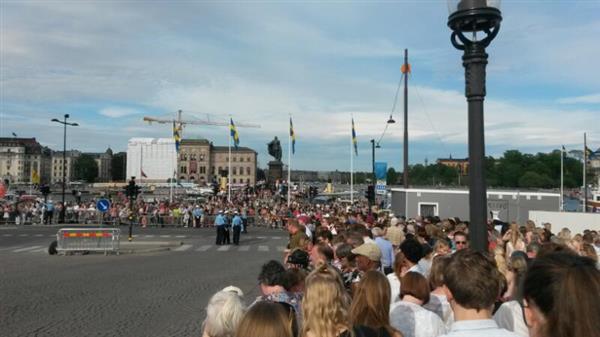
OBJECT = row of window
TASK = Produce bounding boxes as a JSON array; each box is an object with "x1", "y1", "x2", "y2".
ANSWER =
[{"x1": 179, "y1": 154, "x2": 253, "y2": 162}]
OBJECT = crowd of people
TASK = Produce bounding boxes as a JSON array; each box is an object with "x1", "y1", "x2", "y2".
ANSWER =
[{"x1": 201, "y1": 199, "x2": 600, "y2": 337}]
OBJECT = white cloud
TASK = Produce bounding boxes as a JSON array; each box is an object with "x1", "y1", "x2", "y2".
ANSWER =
[
  {"x1": 98, "y1": 107, "x2": 141, "y2": 118},
  {"x1": 557, "y1": 93, "x2": 600, "y2": 104}
]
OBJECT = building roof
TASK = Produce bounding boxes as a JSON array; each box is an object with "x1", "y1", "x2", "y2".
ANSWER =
[
  {"x1": 0, "y1": 137, "x2": 43, "y2": 154},
  {"x1": 212, "y1": 146, "x2": 256, "y2": 153},
  {"x1": 180, "y1": 139, "x2": 211, "y2": 146}
]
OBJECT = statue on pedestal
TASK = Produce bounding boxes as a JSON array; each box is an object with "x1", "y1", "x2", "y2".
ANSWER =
[{"x1": 267, "y1": 136, "x2": 282, "y2": 162}]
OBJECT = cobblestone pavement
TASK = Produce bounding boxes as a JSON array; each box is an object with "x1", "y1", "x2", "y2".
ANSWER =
[{"x1": 0, "y1": 226, "x2": 287, "y2": 337}]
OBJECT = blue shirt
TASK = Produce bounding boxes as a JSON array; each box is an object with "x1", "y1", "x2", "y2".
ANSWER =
[
  {"x1": 375, "y1": 236, "x2": 394, "y2": 268},
  {"x1": 214, "y1": 214, "x2": 226, "y2": 226},
  {"x1": 192, "y1": 208, "x2": 203, "y2": 217},
  {"x1": 232, "y1": 215, "x2": 243, "y2": 227}
]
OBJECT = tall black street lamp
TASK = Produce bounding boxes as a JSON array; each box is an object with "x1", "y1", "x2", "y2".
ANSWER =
[
  {"x1": 448, "y1": 0, "x2": 502, "y2": 252},
  {"x1": 51, "y1": 114, "x2": 79, "y2": 224},
  {"x1": 369, "y1": 139, "x2": 381, "y2": 205}
]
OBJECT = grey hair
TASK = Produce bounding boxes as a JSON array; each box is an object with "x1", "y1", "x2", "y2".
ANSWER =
[{"x1": 202, "y1": 290, "x2": 246, "y2": 337}]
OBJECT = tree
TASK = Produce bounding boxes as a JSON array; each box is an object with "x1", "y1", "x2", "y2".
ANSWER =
[
  {"x1": 518, "y1": 171, "x2": 554, "y2": 188},
  {"x1": 387, "y1": 167, "x2": 398, "y2": 185},
  {"x1": 73, "y1": 154, "x2": 99, "y2": 183}
]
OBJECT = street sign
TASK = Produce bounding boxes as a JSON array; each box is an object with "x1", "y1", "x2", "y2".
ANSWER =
[
  {"x1": 96, "y1": 199, "x2": 111, "y2": 213},
  {"x1": 376, "y1": 180, "x2": 387, "y2": 195}
]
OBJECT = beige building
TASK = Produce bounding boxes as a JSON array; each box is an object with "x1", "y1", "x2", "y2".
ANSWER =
[
  {"x1": 178, "y1": 139, "x2": 257, "y2": 186},
  {"x1": 87, "y1": 148, "x2": 113, "y2": 182},
  {"x1": 0, "y1": 138, "x2": 51, "y2": 184},
  {"x1": 51, "y1": 150, "x2": 81, "y2": 184}
]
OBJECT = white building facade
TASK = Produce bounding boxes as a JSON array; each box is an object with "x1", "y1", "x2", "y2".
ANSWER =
[{"x1": 126, "y1": 138, "x2": 176, "y2": 182}]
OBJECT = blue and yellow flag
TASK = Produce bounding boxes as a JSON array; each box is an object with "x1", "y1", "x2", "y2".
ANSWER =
[
  {"x1": 173, "y1": 121, "x2": 181, "y2": 152},
  {"x1": 352, "y1": 118, "x2": 358, "y2": 156},
  {"x1": 290, "y1": 117, "x2": 296, "y2": 154},
  {"x1": 31, "y1": 169, "x2": 40, "y2": 185},
  {"x1": 230, "y1": 118, "x2": 239, "y2": 149}
]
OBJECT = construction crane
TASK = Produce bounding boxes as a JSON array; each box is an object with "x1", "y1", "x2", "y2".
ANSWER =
[{"x1": 143, "y1": 109, "x2": 260, "y2": 136}]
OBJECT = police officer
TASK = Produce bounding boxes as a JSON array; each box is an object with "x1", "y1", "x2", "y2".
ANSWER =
[
  {"x1": 223, "y1": 210, "x2": 231, "y2": 245},
  {"x1": 231, "y1": 211, "x2": 243, "y2": 245},
  {"x1": 214, "y1": 210, "x2": 226, "y2": 245}
]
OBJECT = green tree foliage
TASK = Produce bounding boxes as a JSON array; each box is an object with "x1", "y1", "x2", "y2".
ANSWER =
[
  {"x1": 387, "y1": 167, "x2": 398, "y2": 185},
  {"x1": 73, "y1": 154, "x2": 99, "y2": 183}
]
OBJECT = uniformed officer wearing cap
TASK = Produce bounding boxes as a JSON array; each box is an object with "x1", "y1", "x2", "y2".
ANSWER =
[
  {"x1": 231, "y1": 211, "x2": 243, "y2": 245},
  {"x1": 214, "y1": 210, "x2": 227, "y2": 245}
]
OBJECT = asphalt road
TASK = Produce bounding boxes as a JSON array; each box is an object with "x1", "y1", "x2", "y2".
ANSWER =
[{"x1": 0, "y1": 225, "x2": 288, "y2": 337}]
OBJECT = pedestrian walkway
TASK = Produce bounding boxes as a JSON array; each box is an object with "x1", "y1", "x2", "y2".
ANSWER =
[{"x1": 1, "y1": 243, "x2": 288, "y2": 254}]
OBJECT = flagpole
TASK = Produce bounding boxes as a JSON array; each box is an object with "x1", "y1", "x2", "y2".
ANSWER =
[
  {"x1": 288, "y1": 116, "x2": 292, "y2": 208},
  {"x1": 140, "y1": 143, "x2": 143, "y2": 186},
  {"x1": 583, "y1": 132, "x2": 587, "y2": 213},
  {"x1": 350, "y1": 117, "x2": 354, "y2": 205},
  {"x1": 560, "y1": 146, "x2": 564, "y2": 212},
  {"x1": 228, "y1": 124, "x2": 232, "y2": 204}
]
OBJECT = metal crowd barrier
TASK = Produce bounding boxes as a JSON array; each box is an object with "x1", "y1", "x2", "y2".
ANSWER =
[{"x1": 56, "y1": 228, "x2": 121, "y2": 255}]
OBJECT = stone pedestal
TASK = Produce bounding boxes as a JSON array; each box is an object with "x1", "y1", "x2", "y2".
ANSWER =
[{"x1": 267, "y1": 161, "x2": 284, "y2": 185}]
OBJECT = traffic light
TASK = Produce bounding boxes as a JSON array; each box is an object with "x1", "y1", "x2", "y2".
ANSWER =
[
  {"x1": 40, "y1": 185, "x2": 51, "y2": 196},
  {"x1": 124, "y1": 177, "x2": 141, "y2": 200}
]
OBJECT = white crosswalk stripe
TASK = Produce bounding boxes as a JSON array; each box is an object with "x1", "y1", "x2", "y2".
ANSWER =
[
  {"x1": 175, "y1": 235, "x2": 186, "y2": 238},
  {"x1": 3, "y1": 234, "x2": 13, "y2": 237},
  {"x1": 19, "y1": 234, "x2": 29, "y2": 237},
  {"x1": 195, "y1": 245, "x2": 212, "y2": 251},
  {"x1": 144, "y1": 235, "x2": 155, "y2": 238},
  {"x1": 256, "y1": 236, "x2": 267, "y2": 239},
  {"x1": 30, "y1": 248, "x2": 47, "y2": 253},
  {"x1": 160, "y1": 235, "x2": 171, "y2": 238},
  {"x1": 276, "y1": 246, "x2": 286, "y2": 252},
  {"x1": 239, "y1": 245, "x2": 250, "y2": 251},
  {"x1": 272, "y1": 236, "x2": 282, "y2": 239},
  {"x1": 13, "y1": 246, "x2": 43, "y2": 253},
  {"x1": 174, "y1": 244, "x2": 193, "y2": 252},
  {"x1": 217, "y1": 245, "x2": 231, "y2": 251},
  {"x1": 258, "y1": 245, "x2": 269, "y2": 252},
  {"x1": 34, "y1": 234, "x2": 44, "y2": 237}
]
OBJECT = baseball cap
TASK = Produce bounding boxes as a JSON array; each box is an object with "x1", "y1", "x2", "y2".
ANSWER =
[
  {"x1": 287, "y1": 249, "x2": 309, "y2": 268},
  {"x1": 351, "y1": 243, "x2": 382, "y2": 262}
]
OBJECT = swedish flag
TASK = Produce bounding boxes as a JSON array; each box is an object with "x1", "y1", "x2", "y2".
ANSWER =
[
  {"x1": 230, "y1": 118, "x2": 239, "y2": 149},
  {"x1": 290, "y1": 117, "x2": 295, "y2": 154},
  {"x1": 173, "y1": 121, "x2": 181, "y2": 152},
  {"x1": 352, "y1": 118, "x2": 358, "y2": 156}
]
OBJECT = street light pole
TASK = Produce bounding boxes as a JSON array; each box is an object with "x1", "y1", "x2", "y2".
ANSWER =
[
  {"x1": 448, "y1": 0, "x2": 502, "y2": 252},
  {"x1": 51, "y1": 114, "x2": 78, "y2": 224}
]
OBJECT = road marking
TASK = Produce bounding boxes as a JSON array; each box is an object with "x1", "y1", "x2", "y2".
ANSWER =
[
  {"x1": 175, "y1": 235, "x2": 186, "y2": 238},
  {"x1": 239, "y1": 245, "x2": 250, "y2": 251},
  {"x1": 13, "y1": 245, "x2": 43, "y2": 253},
  {"x1": 19, "y1": 234, "x2": 29, "y2": 237},
  {"x1": 271, "y1": 236, "x2": 282, "y2": 239},
  {"x1": 258, "y1": 245, "x2": 269, "y2": 252},
  {"x1": 3, "y1": 234, "x2": 12, "y2": 237},
  {"x1": 256, "y1": 236, "x2": 266, "y2": 239},
  {"x1": 0, "y1": 245, "x2": 23, "y2": 251},
  {"x1": 48, "y1": 235, "x2": 56, "y2": 237},
  {"x1": 144, "y1": 235, "x2": 155, "y2": 238},
  {"x1": 195, "y1": 245, "x2": 212, "y2": 251},
  {"x1": 174, "y1": 244, "x2": 193, "y2": 252},
  {"x1": 217, "y1": 245, "x2": 231, "y2": 251},
  {"x1": 31, "y1": 248, "x2": 47, "y2": 253},
  {"x1": 34, "y1": 234, "x2": 44, "y2": 237},
  {"x1": 160, "y1": 235, "x2": 171, "y2": 238},
  {"x1": 276, "y1": 246, "x2": 286, "y2": 252}
]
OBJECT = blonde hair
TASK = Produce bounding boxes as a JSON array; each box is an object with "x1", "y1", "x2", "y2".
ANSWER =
[
  {"x1": 302, "y1": 263, "x2": 351, "y2": 337},
  {"x1": 509, "y1": 222, "x2": 523, "y2": 246},
  {"x1": 494, "y1": 246, "x2": 508, "y2": 277},
  {"x1": 203, "y1": 290, "x2": 246, "y2": 337},
  {"x1": 557, "y1": 228, "x2": 572, "y2": 244},
  {"x1": 234, "y1": 301, "x2": 294, "y2": 337}
]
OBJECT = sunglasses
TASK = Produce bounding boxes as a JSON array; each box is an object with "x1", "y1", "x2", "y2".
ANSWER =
[{"x1": 455, "y1": 241, "x2": 467, "y2": 245}]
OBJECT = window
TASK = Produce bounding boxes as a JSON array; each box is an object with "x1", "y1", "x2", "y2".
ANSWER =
[
  {"x1": 239, "y1": 157, "x2": 244, "y2": 162},
  {"x1": 233, "y1": 157, "x2": 237, "y2": 162},
  {"x1": 180, "y1": 166, "x2": 187, "y2": 174},
  {"x1": 200, "y1": 166, "x2": 206, "y2": 174},
  {"x1": 200, "y1": 154, "x2": 205, "y2": 162},
  {"x1": 233, "y1": 178, "x2": 237, "y2": 183},
  {"x1": 211, "y1": 166, "x2": 215, "y2": 174},
  {"x1": 233, "y1": 167, "x2": 237, "y2": 175},
  {"x1": 246, "y1": 167, "x2": 251, "y2": 175},
  {"x1": 418, "y1": 202, "x2": 439, "y2": 217},
  {"x1": 247, "y1": 178, "x2": 250, "y2": 184}
]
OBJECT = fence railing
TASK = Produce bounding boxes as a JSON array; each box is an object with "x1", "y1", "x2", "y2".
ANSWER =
[{"x1": 56, "y1": 228, "x2": 120, "y2": 255}]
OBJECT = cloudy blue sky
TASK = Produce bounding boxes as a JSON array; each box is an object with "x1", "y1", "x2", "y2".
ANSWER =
[{"x1": 1, "y1": 1, "x2": 599, "y2": 171}]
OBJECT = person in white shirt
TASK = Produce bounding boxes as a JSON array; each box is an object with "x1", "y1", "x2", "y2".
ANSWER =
[
  {"x1": 387, "y1": 251, "x2": 406, "y2": 306},
  {"x1": 389, "y1": 271, "x2": 446, "y2": 337},
  {"x1": 439, "y1": 249, "x2": 520, "y2": 337},
  {"x1": 424, "y1": 255, "x2": 454, "y2": 330}
]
